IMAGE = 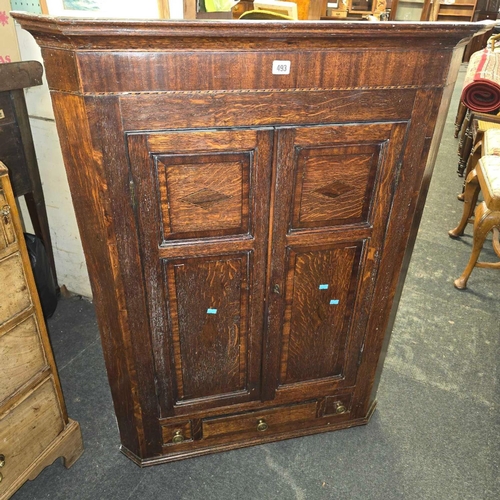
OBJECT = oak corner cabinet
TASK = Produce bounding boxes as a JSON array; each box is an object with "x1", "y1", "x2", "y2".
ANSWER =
[
  {"x1": 0, "y1": 162, "x2": 83, "y2": 499},
  {"x1": 11, "y1": 13, "x2": 486, "y2": 466}
]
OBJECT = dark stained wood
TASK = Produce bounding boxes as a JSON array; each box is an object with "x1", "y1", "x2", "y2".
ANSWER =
[
  {"x1": 280, "y1": 245, "x2": 361, "y2": 384},
  {"x1": 0, "y1": 61, "x2": 43, "y2": 92},
  {"x1": 202, "y1": 401, "x2": 318, "y2": 443},
  {"x1": 0, "y1": 62, "x2": 57, "y2": 285},
  {"x1": 166, "y1": 254, "x2": 249, "y2": 400},
  {"x1": 127, "y1": 127, "x2": 273, "y2": 417},
  {"x1": 38, "y1": 49, "x2": 81, "y2": 93},
  {"x1": 10, "y1": 14, "x2": 485, "y2": 50},
  {"x1": 120, "y1": 89, "x2": 416, "y2": 131},
  {"x1": 49, "y1": 92, "x2": 146, "y2": 455},
  {"x1": 0, "y1": 93, "x2": 30, "y2": 195},
  {"x1": 73, "y1": 49, "x2": 450, "y2": 94},
  {"x1": 11, "y1": 12, "x2": 488, "y2": 465}
]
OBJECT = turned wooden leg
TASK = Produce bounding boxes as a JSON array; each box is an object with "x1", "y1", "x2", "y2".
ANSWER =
[
  {"x1": 454, "y1": 202, "x2": 498, "y2": 289},
  {"x1": 458, "y1": 128, "x2": 474, "y2": 177},
  {"x1": 458, "y1": 140, "x2": 482, "y2": 201},
  {"x1": 449, "y1": 169, "x2": 479, "y2": 238},
  {"x1": 454, "y1": 102, "x2": 468, "y2": 138},
  {"x1": 458, "y1": 111, "x2": 471, "y2": 156}
]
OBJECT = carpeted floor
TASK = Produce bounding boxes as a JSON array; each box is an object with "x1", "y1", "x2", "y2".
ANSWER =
[{"x1": 12, "y1": 65, "x2": 499, "y2": 500}]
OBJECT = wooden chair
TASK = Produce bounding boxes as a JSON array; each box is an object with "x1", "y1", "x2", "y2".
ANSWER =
[
  {"x1": 454, "y1": 101, "x2": 468, "y2": 139},
  {"x1": 457, "y1": 111, "x2": 500, "y2": 177},
  {"x1": 457, "y1": 115, "x2": 500, "y2": 199},
  {"x1": 449, "y1": 150, "x2": 500, "y2": 289}
]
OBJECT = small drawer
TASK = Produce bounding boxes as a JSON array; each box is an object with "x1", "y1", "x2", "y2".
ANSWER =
[
  {"x1": 0, "y1": 252, "x2": 32, "y2": 326},
  {"x1": 0, "y1": 315, "x2": 47, "y2": 404},
  {"x1": 0, "y1": 378, "x2": 64, "y2": 494},
  {"x1": 203, "y1": 402, "x2": 317, "y2": 441},
  {"x1": 324, "y1": 393, "x2": 352, "y2": 416},
  {"x1": 161, "y1": 421, "x2": 192, "y2": 446}
]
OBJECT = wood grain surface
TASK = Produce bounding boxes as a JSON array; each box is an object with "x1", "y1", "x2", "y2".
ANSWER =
[
  {"x1": 0, "y1": 163, "x2": 83, "y2": 496},
  {"x1": 9, "y1": 14, "x2": 486, "y2": 464},
  {"x1": 0, "y1": 315, "x2": 47, "y2": 404}
]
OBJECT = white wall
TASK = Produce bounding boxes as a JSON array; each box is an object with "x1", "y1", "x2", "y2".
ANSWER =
[
  {"x1": 15, "y1": 26, "x2": 93, "y2": 298},
  {"x1": 14, "y1": 0, "x2": 186, "y2": 298}
]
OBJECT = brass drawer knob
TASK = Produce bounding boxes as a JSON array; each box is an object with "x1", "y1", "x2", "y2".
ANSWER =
[
  {"x1": 335, "y1": 403, "x2": 347, "y2": 414},
  {"x1": 257, "y1": 419, "x2": 268, "y2": 432},
  {"x1": 172, "y1": 430, "x2": 185, "y2": 444},
  {"x1": 1, "y1": 205, "x2": 10, "y2": 224},
  {"x1": 0, "y1": 454, "x2": 5, "y2": 468}
]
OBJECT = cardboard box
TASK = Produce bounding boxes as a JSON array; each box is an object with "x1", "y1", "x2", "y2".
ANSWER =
[{"x1": 0, "y1": 0, "x2": 21, "y2": 63}]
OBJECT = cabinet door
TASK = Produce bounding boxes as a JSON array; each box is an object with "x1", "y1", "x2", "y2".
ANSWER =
[
  {"x1": 263, "y1": 122, "x2": 408, "y2": 403},
  {"x1": 127, "y1": 128, "x2": 274, "y2": 416}
]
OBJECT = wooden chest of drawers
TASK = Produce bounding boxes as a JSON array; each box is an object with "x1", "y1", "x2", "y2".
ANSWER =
[
  {"x1": 0, "y1": 162, "x2": 83, "y2": 498},
  {"x1": 12, "y1": 13, "x2": 485, "y2": 466}
]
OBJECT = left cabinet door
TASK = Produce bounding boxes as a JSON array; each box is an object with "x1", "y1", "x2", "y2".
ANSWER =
[{"x1": 127, "y1": 128, "x2": 274, "y2": 417}]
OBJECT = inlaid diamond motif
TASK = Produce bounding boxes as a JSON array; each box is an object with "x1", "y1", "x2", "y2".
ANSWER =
[
  {"x1": 180, "y1": 188, "x2": 231, "y2": 210},
  {"x1": 315, "y1": 181, "x2": 354, "y2": 200}
]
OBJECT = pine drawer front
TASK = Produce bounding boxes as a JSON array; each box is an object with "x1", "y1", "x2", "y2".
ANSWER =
[
  {"x1": 202, "y1": 402, "x2": 317, "y2": 443},
  {"x1": 0, "y1": 252, "x2": 31, "y2": 326},
  {"x1": 0, "y1": 378, "x2": 64, "y2": 494},
  {"x1": 0, "y1": 315, "x2": 47, "y2": 404}
]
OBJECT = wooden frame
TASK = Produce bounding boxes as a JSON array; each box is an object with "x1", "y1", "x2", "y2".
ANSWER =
[
  {"x1": 326, "y1": 0, "x2": 387, "y2": 19},
  {"x1": 253, "y1": 0, "x2": 299, "y2": 18},
  {"x1": 43, "y1": 0, "x2": 169, "y2": 19}
]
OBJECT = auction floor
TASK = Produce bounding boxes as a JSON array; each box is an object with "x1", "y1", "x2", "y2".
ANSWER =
[{"x1": 12, "y1": 65, "x2": 500, "y2": 500}]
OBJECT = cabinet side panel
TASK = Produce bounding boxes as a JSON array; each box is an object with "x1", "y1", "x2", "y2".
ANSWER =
[
  {"x1": 351, "y1": 88, "x2": 444, "y2": 418},
  {"x1": 50, "y1": 92, "x2": 143, "y2": 456},
  {"x1": 86, "y1": 97, "x2": 164, "y2": 456}
]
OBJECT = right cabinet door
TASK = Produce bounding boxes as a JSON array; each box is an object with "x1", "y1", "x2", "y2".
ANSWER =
[{"x1": 263, "y1": 122, "x2": 409, "y2": 404}]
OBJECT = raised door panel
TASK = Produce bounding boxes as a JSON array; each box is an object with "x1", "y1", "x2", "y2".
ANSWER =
[
  {"x1": 264, "y1": 122, "x2": 408, "y2": 401},
  {"x1": 279, "y1": 244, "x2": 363, "y2": 385},
  {"x1": 127, "y1": 128, "x2": 273, "y2": 416},
  {"x1": 291, "y1": 144, "x2": 379, "y2": 229},
  {"x1": 156, "y1": 151, "x2": 250, "y2": 240},
  {"x1": 164, "y1": 254, "x2": 250, "y2": 401}
]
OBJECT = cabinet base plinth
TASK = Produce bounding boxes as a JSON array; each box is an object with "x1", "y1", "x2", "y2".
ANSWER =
[{"x1": 121, "y1": 401, "x2": 377, "y2": 467}]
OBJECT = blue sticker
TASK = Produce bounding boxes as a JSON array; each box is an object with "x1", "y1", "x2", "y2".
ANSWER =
[
  {"x1": 207, "y1": 308, "x2": 218, "y2": 314},
  {"x1": 329, "y1": 299, "x2": 339, "y2": 305},
  {"x1": 319, "y1": 284, "x2": 329, "y2": 290}
]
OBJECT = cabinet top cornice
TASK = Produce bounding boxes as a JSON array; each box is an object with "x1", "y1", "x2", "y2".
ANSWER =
[{"x1": 11, "y1": 12, "x2": 490, "y2": 51}]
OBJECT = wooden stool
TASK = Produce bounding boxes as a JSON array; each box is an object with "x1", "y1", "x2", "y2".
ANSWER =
[{"x1": 449, "y1": 154, "x2": 500, "y2": 289}]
